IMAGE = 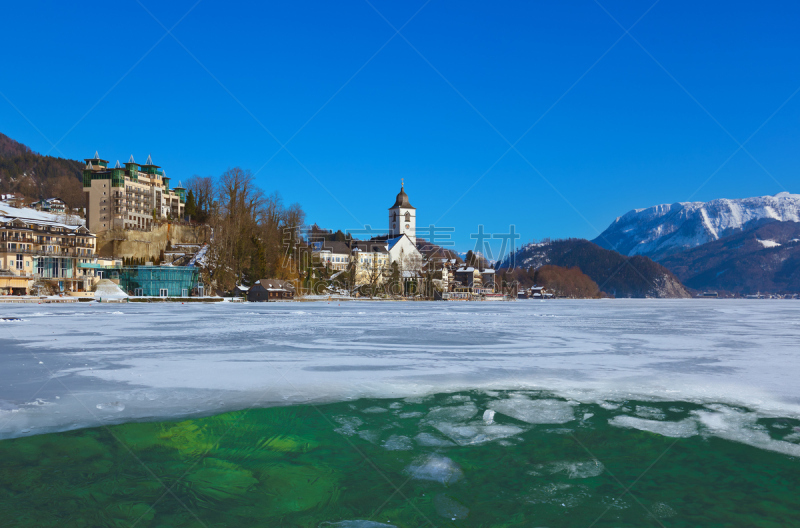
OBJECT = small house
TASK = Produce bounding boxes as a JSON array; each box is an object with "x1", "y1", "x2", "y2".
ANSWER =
[{"x1": 247, "y1": 279, "x2": 295, "y2": 302}]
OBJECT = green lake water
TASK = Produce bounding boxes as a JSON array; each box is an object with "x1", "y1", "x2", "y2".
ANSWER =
[{"x1": 1, "y1": 390, "x2": 799, "y2": 527}]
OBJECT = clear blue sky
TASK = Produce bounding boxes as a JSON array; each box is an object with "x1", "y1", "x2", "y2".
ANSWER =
[{"x1": 1, "y1": 0, "x2": 799, "y2": 253}]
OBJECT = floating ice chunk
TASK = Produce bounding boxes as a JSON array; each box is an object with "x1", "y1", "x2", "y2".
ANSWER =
[
  {"x1": 693, "y1": 406, "x2": 800, "y2": 457},
  {"x1": 333, "y1": 416, "x2": 363, "y2": 436},
  {"x1": 600, "y1": 402, "x2": 621, "y2": 410},
  {"x1": 425, "y1": 403, "x2": 478, "y2": 423},
  {"x1": 397, "y1": 411, "x2": 423, "y2": 419},
  {"x1": 609, "y1": 416, "x2": 698, "y2": 438},
  {"x1": 95, "y1": 402, "x2": 125, "y2": 412},
  {"x1": 433, "y1": 494, "x2": 469, "y2": 520},
  {"x1": 405, "y1": 455, "x2": 463, "y2": 484},
  {"x1": 388, "y1": 402, "x2": 403, "y2": 409},
  {"x1": 362, "y1": 406, "x2": 388, "y2": 414},
  {"x1": 321, "y1": 522, "x2": 396, "y2": 528},
  {"x1": 489, "y1": 396, "x2": 574, "y2": 424},
  {"x1": 582, "y1": 413, "x2": 594, "y2": 420},
  {"x1": 650, "y1": 502, "x2": 677, "y2": 518},
  {"x1": 533, "y1": 460, "x2": 605, "y2": 479},
  {"x1": 444, "y1": 395, "x2": 471, "y2": 403},
  {"x1": 432, "y1": 422, "x2": 525, "y2": 446},
  {"x1": 357, "y1": 430, "x2": 380, "y2": 444},
  {"x1": 782, "y1": 432, "x2": 800, "y2": 443},
  {"x1": 414, "y1": 432, "x2": 455, "y2": 447},
  {"x1": 635, "y1": 406, "x2": 667, "y2": 420},
  {"x1": 482, "y1": 409, "x2": 495, "y2": 424},
  {"x1": 527, "y1": 482, "x2": 589, "y2": 507},
  {"x1": 382, "y1": 435, "x2": 413, "y2": 451}
]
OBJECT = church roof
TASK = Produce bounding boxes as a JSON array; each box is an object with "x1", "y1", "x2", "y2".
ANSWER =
[
  {"x1": 387, "y1": 236, "x2": 404, "y2": 250},
  {"x1": 389, "y1": 183, "x2": 415, "y2": 210}
]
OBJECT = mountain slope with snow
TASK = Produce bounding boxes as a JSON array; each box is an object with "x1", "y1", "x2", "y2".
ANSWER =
[{"x1": 593, "y1": 192, "x2": 800, "y2": 260}]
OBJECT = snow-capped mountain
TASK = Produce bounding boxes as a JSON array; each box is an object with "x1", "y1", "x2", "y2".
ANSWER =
[{"x1": 593, "y1": 192, "x2": 800, "y2": 259}]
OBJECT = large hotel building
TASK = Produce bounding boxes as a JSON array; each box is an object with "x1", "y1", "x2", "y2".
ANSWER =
[{"x1": 82, "y1": 152, "x2": 186, "y2": 233}]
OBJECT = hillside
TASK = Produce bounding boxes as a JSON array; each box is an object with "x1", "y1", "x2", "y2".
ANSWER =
[
  {"x1": 501, "y1": 238, "x2": 690, "y2": 298},
  {"x1": 0, "y1": 132, "x2": 85, "y2": 209},
  {"x1": 659, "y1": 220, "x2": 800, "y2": 294},
  {"x1": 593, "y1": 192, "x2": 800, "y2": 260}
]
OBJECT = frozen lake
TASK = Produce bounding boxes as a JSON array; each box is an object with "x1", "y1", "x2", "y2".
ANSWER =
[{"x1": 2, "y1": 299, "x2": 800, "y2": 454}]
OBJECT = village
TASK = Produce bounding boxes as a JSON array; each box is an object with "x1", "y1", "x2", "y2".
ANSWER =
[{"x1": 0, "y1": 152, "x2": 562, "y2": 302}]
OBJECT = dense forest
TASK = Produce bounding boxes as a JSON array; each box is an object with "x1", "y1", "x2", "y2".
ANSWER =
[{"x1": 0, "y1": 133, "x2": 85, "y2": 209}]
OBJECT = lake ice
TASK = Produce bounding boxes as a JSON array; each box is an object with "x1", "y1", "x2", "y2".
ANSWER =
[{"x1": 2, "y1": 299, "x2": 800, "y2": 456}]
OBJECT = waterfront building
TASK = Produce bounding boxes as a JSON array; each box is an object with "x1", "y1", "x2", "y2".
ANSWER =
[
  {"x1": 0, "y1": 203, "x2": 96, "y2": 294},
  {"x1": 118, "y1": 265, "x2": 201, "y2": 297}
]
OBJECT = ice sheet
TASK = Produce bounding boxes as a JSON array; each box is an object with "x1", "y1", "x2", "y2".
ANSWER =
[{"x1": 2, "y1": 300, "x2": 800, "y2": 448}]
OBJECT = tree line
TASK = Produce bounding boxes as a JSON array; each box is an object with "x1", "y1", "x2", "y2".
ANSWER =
[{"x1": 185, "y1": 168, "x2": 306, "y2": 292}]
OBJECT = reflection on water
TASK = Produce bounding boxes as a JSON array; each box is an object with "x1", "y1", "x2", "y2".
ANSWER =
[{"x1": 1, "y1": 390, "x2": 799, "y2": 527}]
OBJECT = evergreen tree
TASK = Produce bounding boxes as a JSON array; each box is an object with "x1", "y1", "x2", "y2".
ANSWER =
[{"x1": 185, "y1": 189, "x2": 196, "y2": 220}]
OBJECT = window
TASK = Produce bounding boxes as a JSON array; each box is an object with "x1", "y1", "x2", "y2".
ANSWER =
[
  {"x1": 181, "y1": 288, "x2": 188, "y2": 297},
  {"x1": 134, "y1": 288, "x2": 143, "y2": 296},
  {"x1": 405, "y1": 212, "x2": 410, "y2": 222},
  {"x1": 159, "y1": 288, "x2": 168, "y2": 297},
  {"x1": 16, "y1": 254, "x2": 23, "y2": 270}
]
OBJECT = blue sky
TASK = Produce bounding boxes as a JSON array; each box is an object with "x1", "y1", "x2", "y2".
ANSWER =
[{"x1": 1, "y1": 1, "x2": 799, "y2": 252}]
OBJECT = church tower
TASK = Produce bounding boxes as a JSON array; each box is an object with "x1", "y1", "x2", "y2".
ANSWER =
[{"x1": 388, "y1": 179, "x2": 416, "y2": 245}]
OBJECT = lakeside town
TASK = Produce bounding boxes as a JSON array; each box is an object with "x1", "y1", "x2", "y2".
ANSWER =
[
  {"x1": 3, "y1": 147, "x2": 799, "y2": 302},
  {"x1": 1, "y1": 151, "x2": 543, "y2": 303}
]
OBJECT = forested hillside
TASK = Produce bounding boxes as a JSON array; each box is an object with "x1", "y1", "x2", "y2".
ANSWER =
[
  {"x1": 502, "y1": 238, "x2": 690, "y2": 298},
  {"x1": 0, "y1": 132, "x2": 85, "y2": 209}
]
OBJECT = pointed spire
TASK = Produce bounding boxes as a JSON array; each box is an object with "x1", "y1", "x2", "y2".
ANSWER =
[
  {"x1": 145, "y1": 154, "x2": 153, "y2": 165},
  {"x1": 114, "y1": 160, "x2": 121, "y2": 169},
  {"x1": 128, "y1": 154, "x2": 135, "y2": 164},
  {"x1": 94, "y1": 151, "x2": 100, "y2": 159},
  {"x1": 85, "y1": 161, "x2": 94, "y2": 170},
  {"x1": 401, "y1": 177, "x2": 404, "y2": 189},
  {"x1": 162, "y1": 169, "x2": 166, "y2": 178}
]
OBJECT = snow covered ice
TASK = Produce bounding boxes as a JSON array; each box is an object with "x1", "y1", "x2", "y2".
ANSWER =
[{"x1": 2, "y1": 299, "x2": 800, "y2": 458}]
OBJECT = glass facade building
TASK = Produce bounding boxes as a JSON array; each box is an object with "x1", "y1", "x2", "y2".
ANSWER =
[{"x1": 119, "y1": 266, "x2": 200, "y2": 297}]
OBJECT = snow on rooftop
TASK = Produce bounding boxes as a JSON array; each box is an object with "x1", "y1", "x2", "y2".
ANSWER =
[{"x1": 0, "y1": 204, "x2": 85, "y2": 229}]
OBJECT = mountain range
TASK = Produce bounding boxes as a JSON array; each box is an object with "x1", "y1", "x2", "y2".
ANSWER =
[
  {"x1": 593, "y1": 192, "x2": 800, "y2": 260},
  {"x1": 592, "y1": 193, "x2": 800, "y2": 294},
  {"x1": 657, "y1": 220, "x2": 800, "y2": 294}
]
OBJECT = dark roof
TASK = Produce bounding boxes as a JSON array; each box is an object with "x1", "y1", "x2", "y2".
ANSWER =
[
  {"x1": 256, "y1": 279, "x2": 295, "y2": 291},
  {"x1": 389, "y1": 184, "x2": 415, "y2": 210},
  {"x1": 318, "y1": 241, "x2": 351, "y2": 254},
  {"x1": 313, "y1": 239, "x2": 389, "y2": 254},
  {"x1": 349, "y1": 240, "x2": 388, "y2": 253}
]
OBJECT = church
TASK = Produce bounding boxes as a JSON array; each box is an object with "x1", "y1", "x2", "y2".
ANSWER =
[
  {"x1": 385, "y1": 180, "x2": 423, "y2": 271},
  {"x1": 312, "y1": 181, "x2": 424, "y2": 288}
]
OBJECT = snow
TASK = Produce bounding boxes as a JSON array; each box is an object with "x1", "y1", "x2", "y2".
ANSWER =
[
  {"x1": 187, "y1": 244, "x2": 208, "y2": 267},
  {"x1": 757, "y1": 239, "x2": 781, "y2": 248},
  {"x1": 4, "y1": 300, "x2": 800, "y2": 458},
  {"x1": 93, "y1": 279, "x2": 128, "y2": 300},
  {"x1": 598, "y1": 192, "x2": 800, "y2": 256},
  {"x1": 0, "y1": 204, "x2": 85, "y2": 228}
]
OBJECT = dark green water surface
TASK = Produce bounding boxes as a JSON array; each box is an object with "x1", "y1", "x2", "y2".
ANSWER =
[{"x1": 1, "y1": 391, "x2": 799, "y2": 527}]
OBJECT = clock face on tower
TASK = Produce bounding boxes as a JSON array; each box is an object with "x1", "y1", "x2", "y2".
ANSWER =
[{"x1": 405, "y1": 224, "x2": 410, "y2": 229}]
